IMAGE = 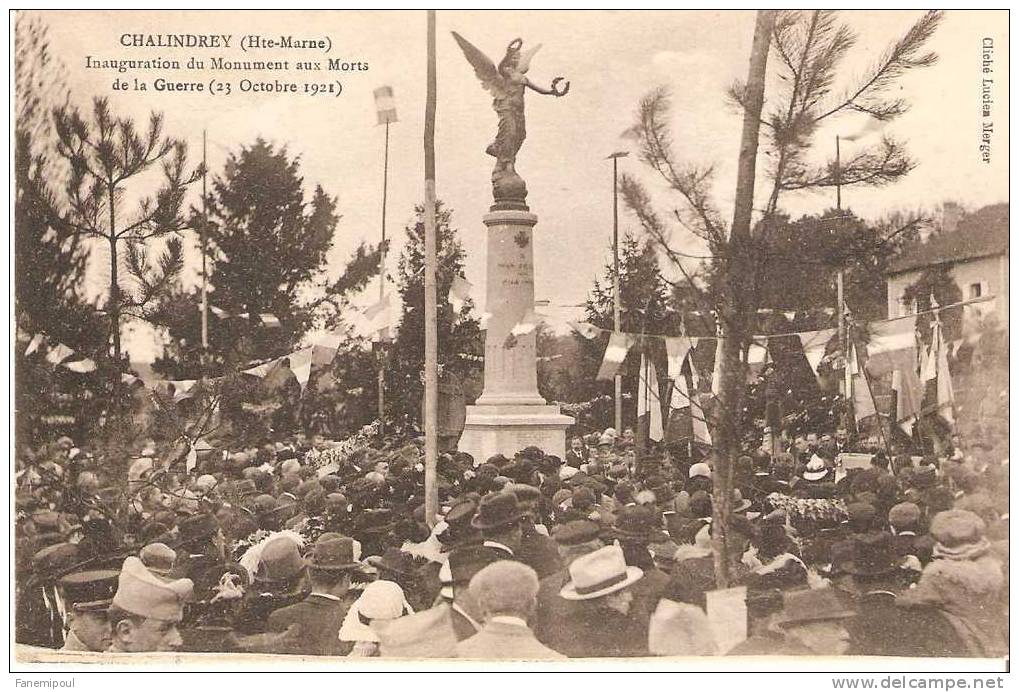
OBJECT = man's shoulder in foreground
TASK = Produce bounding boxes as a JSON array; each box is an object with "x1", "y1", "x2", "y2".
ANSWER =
[{"x1": 456, "y1": 619, "x2": 566, "y2": 660}]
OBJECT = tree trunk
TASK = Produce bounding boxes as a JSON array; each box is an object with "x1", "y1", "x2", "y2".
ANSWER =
[{"x1": 711, "y1": 9, "x2": 775, "y2": 589}]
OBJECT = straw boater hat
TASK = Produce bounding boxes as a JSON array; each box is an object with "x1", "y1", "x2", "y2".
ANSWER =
[
  {"x1": 559, "y1": 544, "x2": 643, "y2": 601},
  {"x1": 802, "y1": 454, "x2": 830, "y2": 482}
]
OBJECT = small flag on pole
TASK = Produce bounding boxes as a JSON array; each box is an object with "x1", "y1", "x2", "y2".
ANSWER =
[
  {"x1": 374, "y1": 86, "x2": 398, "y2": 125},
  {"x1": 449, "y1": 274, "x2": 472, "y2": 313}
]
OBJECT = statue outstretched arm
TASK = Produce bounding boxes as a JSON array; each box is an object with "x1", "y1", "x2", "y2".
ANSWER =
[{"x1": 524, "y1": 76, "x2": 570, "y2": 97}]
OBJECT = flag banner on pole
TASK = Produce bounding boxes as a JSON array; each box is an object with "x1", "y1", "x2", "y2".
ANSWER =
[
  {"x1": 797, "y1": 328, "x2": 837, "y2": 378},
  {"x1": 665, "y1": 336, "x2": 694, "y2": 379},
  {"x1": 569, "y1": 321, "x2": 601, "y2": 340},
  {"x1": 597, "y1": 332, "x2": 634, "y2": 381},
  {"x1": 363, "y1": 294, "x2": 394, "y2": 335},
  {"x1": 710, "y1": 337, "x2": 724, "y2": 395},
  {"x1": 45, "y1": 343, "x2": 75, "y2": 365},
  {"x1": 893, "y1": 366, "x2": 923, "y2": 433},
  {"x1": 848, "y1": 344, "x2": 877, "y2": 422},
  {"x1": 374, "y1": 85, "x2": 398, "y2": 124},
  {"x1": 637, "y1": 353, "x2": 664, "y2": 443},
  {"x1": 865, "y1": 316, "x2": 917, "y2": 377},
  {"x1": 449, "y1": 274, "x2": 472, "y2": 313},
  {"x1": 935, "y1": 324, "x2": 956, "y2": 426}
]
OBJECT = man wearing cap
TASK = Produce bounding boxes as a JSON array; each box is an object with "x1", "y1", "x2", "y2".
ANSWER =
[
  {"x1": 888, "y1": 501, "x2": 935, "y2": 565},
  {"x1": 57, "y1": 569, "x2": 119, "y2": 651},
  {"x1": 265, "y1": 533, "x2": 361, "y2": 656},
  {"x1": 175, "y1": 513, "x2": 234, "y2": 601},
  {"x1": 107, "y1": 556, "x2": 193, "y2": 652},
  {"x1": 456, "y1": 561, "x2": 565, "y2": 660}
]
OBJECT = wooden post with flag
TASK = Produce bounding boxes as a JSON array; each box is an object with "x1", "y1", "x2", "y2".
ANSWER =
[{"x1": 423, "y1": 10, "x2": 439, "y2": 527}]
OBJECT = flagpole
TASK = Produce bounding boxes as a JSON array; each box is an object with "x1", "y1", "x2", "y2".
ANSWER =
[
  {"x1": 201, "y1": 129, "x2": 209, "y2": 356},
  {"x1": 423, "y1": 9, "x2": 439, "y2": 527},
  {"x1": 607, "y1": 151, "x2": 628, "y2": 434},
  {"x1": 377, "y1": 115, "x2": 391, "y2": 438},
  {"x1": 835, "y1": 135, "x2": 852, "y2": 436},
  {"x1": 850, "y1": 327, "x2": 893, "y2": 459}
]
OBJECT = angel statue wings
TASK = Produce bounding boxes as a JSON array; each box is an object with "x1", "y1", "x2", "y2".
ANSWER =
[{"x1": 452, "y1": 32, "x2": 569, "y2": 208}]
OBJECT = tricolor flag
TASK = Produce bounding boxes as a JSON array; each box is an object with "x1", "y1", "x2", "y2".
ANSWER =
[
  {"x1": 637, "y1": 353, "x2": 664, "y2": 443},
  {"x1": 667, "y1": 344, "x2": 711, "y2": 446},
  {"x1": 596, "y1": 332, "x2": 635, "y2": 381},
  {"x1": 846, "y1": 343, "x2": 877, "y2": 423},
  {"x1": 865, "y1": 316, "x2": 917, "y2": 377},
  {"x1": 374, "y1": 86, "x2": 398, "y2": 125},
  {"x1": 746, "y1": 339, "x2": 770, "y2": 382},
  {"x1": 363, "y1": 294, "x2": 394, "y2": 336}
]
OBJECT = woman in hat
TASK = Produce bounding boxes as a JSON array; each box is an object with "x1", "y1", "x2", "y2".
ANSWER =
[
  {"x1": 338, "y1": 579, "x2": 413, "y2": 656},
  {"x1": 897, "y1": 509, "x2": 1005, "y2": 655}
]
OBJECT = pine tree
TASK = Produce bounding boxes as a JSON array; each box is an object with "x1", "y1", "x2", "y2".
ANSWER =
[
  {"x1": 152, "y1": 139, "x2": 380, "y2": 377},
  {"x1": 386, "y1": 201, "x2": 481, "y2": 429},
  {"x1": 14, "y1": 15, "x2": 107, "y2": 444}
]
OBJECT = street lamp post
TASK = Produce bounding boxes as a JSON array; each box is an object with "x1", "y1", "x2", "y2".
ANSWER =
[{"x1": 607, "y1": 151, "x2": 629, "y2": 434}]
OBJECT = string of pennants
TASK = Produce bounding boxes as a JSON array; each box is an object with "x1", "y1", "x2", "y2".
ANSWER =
[
  {"x1": 19, "y1": 327, "x2": 349, "y2": 406},
  {"x1": 586, "y1": 295, "x2": 994, "y2": 436}
]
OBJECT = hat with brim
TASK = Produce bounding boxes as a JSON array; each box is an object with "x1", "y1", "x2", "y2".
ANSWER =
[
  {"x1": 470, "y1": 492, "x2": 525, "y2": 530},
  {"x1": 307, "y1": 533, "x2": 361, "y2": 571},
  {"x1": 776, "y1": 588, "x2": 854, "y2": 628},
  {"x1": 802, "y1": 454, "x2": 830, "y2": 481},
  {"x1": 731, "y1": 489, "x2": 752, "y2": 513},
  {"x1": 560, "y1": 545, "x2": 643, "y2": 601}
]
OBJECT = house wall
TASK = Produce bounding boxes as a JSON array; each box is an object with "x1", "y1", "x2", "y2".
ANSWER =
[{"x1": 886, "y1": 254, "x2": 1008, "y2": 323}]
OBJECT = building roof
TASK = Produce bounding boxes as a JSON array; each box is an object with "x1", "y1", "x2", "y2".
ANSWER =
[{"x1": 886, "y1": 203, "x2": 1009, "y2": 275}]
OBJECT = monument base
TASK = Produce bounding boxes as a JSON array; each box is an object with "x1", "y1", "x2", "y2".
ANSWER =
[{"x1": 459, "y1": 404, "x2": 574, "y2": 462}]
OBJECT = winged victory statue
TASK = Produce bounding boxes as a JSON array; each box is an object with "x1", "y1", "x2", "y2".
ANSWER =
[{"x1": 452, "y1": 32, "x2": 569, "y2": 209}]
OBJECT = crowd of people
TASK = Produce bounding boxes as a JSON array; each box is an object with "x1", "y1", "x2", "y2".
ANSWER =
[{"x1": 15, "y1": 424, "x2": 1009, "y2": 658}]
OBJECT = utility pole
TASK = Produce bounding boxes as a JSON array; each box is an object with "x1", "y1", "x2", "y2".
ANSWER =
[
  {"x1": 423, "y1": 9, "x2": 439, "y2": 527},
  {"x1": 607, "y1": 151, "x2": 628, "y2": 434}
]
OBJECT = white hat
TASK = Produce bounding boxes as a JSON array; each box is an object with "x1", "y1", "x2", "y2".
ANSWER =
[
  {"x1": 559, "y1": 544, "x2": 643, "y2": 601},
  {"x1": 598, "y1": 432, "x2": 615, "y2": 447},
  {"x1": 128, "y1": 457, "x2": 155, "y2": 483},
  {"x1": 338, "y1": 580, "x2": 412, "y2": 643},
  {"x1": 689, "y1": 462, "x2": 712, "y2": 480},
  {"x1": 802, "y1": 454, "x2": 829, "y2": 481}
]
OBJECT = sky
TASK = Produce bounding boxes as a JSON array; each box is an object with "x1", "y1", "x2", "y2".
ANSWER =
[{"x1": 24, "y1": 10, "x2": 1010, "y2": 363}]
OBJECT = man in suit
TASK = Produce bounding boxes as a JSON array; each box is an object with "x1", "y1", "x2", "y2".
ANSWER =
[
  {"x1": 565, "y1": 436, "x2": 589, "y2": 469},
  {"x1": 533, "y1": 520, "x2": 603, "y2": 651},
  {"x1": 506, "y1": 484, "x2": 562, "y2": 579},
  {"x1": 265, "y1": 533, "x2": 361, "y2": 656},
  {"x1": 456, "y1": 560, "x2": 565, "y2": 659}
]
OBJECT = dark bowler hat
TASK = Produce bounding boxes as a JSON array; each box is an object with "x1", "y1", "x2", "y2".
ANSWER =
[
  {"x1": 58, "y1": 568, "x2": 120, "y2": 612},
  {"x1": 178, "y1": 513, "x2": 220, "y2": 546},
  {"x1": 553, "y1": 520, "x2": 602, "y2": 547},
  {"x1": 843, "y1": 533, "x2": 899, "y2": 577},
  {"x1": 373, "y1": 547, "x2": 418, "y2": 577},
  {"x1": 613, "y1": 505, "x2": 668, "y2": 543},
  {"x1": 470, "y1": 491, "x2": 525, "y2": 530},
  {"x1": 307, "y1": 533, "x2": 360, "y2": 571}
]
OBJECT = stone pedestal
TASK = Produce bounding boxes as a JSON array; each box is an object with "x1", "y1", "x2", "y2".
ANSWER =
[{"x1": 459, "y1": 208, "x2": 573, "y2": 461}]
